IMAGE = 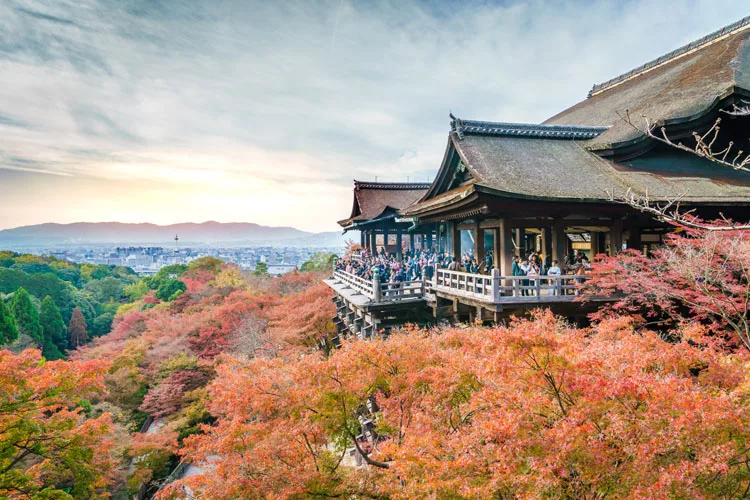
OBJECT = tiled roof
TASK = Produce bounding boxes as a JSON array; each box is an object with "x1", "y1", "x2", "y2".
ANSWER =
[
  {"x1": 451, "y1": 117, "x2": 607, "y2": 140},
  {"x1": 338, "y1": 181, "x2": 430, "y2": 228}
]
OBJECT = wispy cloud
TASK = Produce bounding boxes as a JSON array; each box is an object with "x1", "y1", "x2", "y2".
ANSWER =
[{"x1": 0, "y1": 0, "x2": 746, "y2": 231}]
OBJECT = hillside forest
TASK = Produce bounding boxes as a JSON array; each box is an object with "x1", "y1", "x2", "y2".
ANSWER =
[{"x1": 0, "y1": 225, "x2": 749, "y2": 499}]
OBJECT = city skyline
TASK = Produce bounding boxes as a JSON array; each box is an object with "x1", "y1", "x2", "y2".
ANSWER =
[{"x1": 1, "y1": 0, "x2": 746, "y2": 232}]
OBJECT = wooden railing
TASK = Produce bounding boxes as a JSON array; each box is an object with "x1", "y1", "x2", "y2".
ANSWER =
[
  {"x1": 381, "y1": 279, "x2": 425, "y2": 301},
  {"x1": 435, "y1": 269, "x2": 496, "y2": 301},
  {"x1": 434, "y1": 269, "x2": 591, "y2": 302},
  {"x1": 334, "y1": 269, "x2": 592, "y2": 304},
  {"x1": 334, "y1": 270, "x2": 374, "y2": 299}
]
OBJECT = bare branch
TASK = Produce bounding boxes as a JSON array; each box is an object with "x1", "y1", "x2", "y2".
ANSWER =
[
  {"x1": 721, "y1": 100, "x2": 750, "y2": 116},
  {"x1": 619, "y1": 110, "x2": 750, "y2": 173},
  {"x1": 605, "y1": 188, "x2": 750, "y2": 232}
]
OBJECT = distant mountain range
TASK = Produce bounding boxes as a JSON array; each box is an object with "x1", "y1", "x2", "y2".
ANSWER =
[{"x1": 0, "y1": 222, "x2": 350, "y2": 248}]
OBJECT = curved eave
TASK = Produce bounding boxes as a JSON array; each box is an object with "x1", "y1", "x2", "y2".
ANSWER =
[{"x1": 588, "y1": 86, "x2": 750, "y2": 158}]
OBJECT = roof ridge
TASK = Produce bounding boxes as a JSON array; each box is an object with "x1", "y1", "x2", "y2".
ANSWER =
[
  {"x1": 353, "y1": 180, "x2": 432, "y2": 190},
  {"x1": 449, "y1": 117, "x2": 608, "y2": 140},
  {"x1": 589, "y1": 15, "x2": 750, "y2": 98}
]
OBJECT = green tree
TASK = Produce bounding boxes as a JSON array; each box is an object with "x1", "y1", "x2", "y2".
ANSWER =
[
  {"x1": 11, "y1": 287, "x2": 43, "y2": 345},
  {"x1": 40, "y1": 295, "x2": 67, "y2": 355},
  {"x1": 254, "y1": 262, "x2": 269, "y2": 276},
  {"x1": 146, "y1": 264, "x2": 189, "y2": 290},
  {"x1": 0, "y1": 299, "x2": 18, "y2": 344},
  {"x1": 69, "y1": 306, "x2": 88, "y2": 349},
  {"x1": 300, "y1": 252, "x2": 337, "y2": 272},
  {"x1": 92, "y1": 312, "x2": 115, "y2": 337},
  {"x1": 155, "y1": 279, "x2": 187, "y2": 302},
  {"x1": 124, "y1": 280, "x2": 149, "y2": 301},
  {"x1": 85, "y1": 276, "x2": 125, "y2": 302}
]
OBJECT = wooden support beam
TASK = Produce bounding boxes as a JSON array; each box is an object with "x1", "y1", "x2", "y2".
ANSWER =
[
  {"x1": 452, "y1": 223, "x2": 462, "y2": 261},
  {"x1": 627, "y1": 227, "x2": 641, "y2": 252},
  {"x1": 409, "y1": 233, "x2": 415, "y2": 252},
  {"x1": 610, "y1": 220, "x2": 623, "y2": 256},
  {"x1": 474, "y1": 221, "x2": 485, "y2": 268},
  {"x1": 370, "y1": 231, "x2": 377, "y2": 253},
  {"x1": 498, "y1": 219, "x2": 514, "y2": 280},
  {"x1": 551, "y1": 219, "x2": 567, "y2": 264},
  {"x1": 396, "y1": 232, "x2": 403, "y2": 259},
  {"x1": 542, "y1": 226, "x2": 552, "y2": 266}
]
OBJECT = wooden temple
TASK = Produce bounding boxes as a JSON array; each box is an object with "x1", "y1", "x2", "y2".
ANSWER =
[
  {"x1": 327, "y1": 16, "x2": 750, "y2": 335},
  {"x1": 337, "y1": 181, "x2": 433, "y2": 258}
]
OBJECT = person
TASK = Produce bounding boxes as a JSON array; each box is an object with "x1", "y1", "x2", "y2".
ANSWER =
[
  {"x1": 527, "y1": 261, "x2": 540, "y2": 296},
  {"x1": 548, "y1": 260, "x2": 561, "y2": 295},
  {"x1": 520, "y1": 259, "x2": 530, "y2": 296},
  {"x1": 512, "y1": 256, "x2": 521, "y2": 277},
  {"x1": 447, "y1": 257, "x2": 459, "y2": 271},
  {"x1": 548, "y1": 260, "x2": 561, "y2": 276}
]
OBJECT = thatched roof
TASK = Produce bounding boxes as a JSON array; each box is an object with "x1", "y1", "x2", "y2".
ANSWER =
[{"x1": 544, "y1": 16, "x2": 750, "y2": 150}]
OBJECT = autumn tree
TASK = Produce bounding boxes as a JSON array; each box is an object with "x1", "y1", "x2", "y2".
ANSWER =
[
  {"x1": 165, "y1": 312, "x2": 750, "y2": 499},
  {"x1": 0, "y1": 298, "x2": 18, "y2": 345},
  {"x1": 69, "y1": 306, "x2": 88, "y2": 349},
  {"x1": 10, "y1": 287, "x2": 43, "y2": 345},
  {"x1": 40, "y1": 295, "x2": 67, "y2": 358},
  {"x1": 0, "y1": 349, "x2": 116, "y2": 499},
  {"x1": 583, "y1": 227, "x2": 750, "y2": 351}
]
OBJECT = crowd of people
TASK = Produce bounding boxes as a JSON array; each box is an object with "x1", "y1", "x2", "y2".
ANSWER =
[{"x1": 335, "y1": 246, "x2": 592, "y2": 285}]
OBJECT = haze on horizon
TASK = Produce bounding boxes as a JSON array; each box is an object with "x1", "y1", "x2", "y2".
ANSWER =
[{"x1": 0, "y1": 0, "x2": 746, "y2": 233}]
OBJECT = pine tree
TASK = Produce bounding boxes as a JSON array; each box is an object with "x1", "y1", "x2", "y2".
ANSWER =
[
  {"x1": 40, "y1": 296, "x2": 67, "y2": 357},
  {"x1": 0, "y1": 299, "x2": 18, "y2": 345},
  {"x1": 11, "y1": 287, "x2": 43, "y2": 345},
  {"x1": 68, "y1": 306, "x2": 88, "y2": 349}
]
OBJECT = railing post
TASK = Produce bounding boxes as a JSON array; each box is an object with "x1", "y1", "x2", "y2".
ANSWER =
[
  {"x1": 556, "y1": 276, "x2": 562, "y2": 296},
  {"x1": 513, "y1": 276, "x2": 520, "y2": 297},
  {"x1": 492, "y1": 268, "x2": 500, "y2": 302},
  {"x1": 372, "y1": 269, "x2": 381, "y2": 303},
  {"x1": 535, "y1": 277, "x2": 541, "y2": 298}
]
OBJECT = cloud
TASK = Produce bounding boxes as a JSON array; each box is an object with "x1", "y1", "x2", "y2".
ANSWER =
[{"x1": 0, "y1": 0, "x2": 746, "y2": 231}]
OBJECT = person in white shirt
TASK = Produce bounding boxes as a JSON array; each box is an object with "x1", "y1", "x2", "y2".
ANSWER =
[
  {"x1": 548, "y1": 260, "x2": 561, "y2": 276},
  {"x1": 547, "y1": 260, "x2": 561, "y2": 295}
]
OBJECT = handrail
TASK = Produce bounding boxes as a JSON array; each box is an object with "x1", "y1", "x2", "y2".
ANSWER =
[
  {"x1": 335, "y1": 268, "x2": 592, "y2": 304},
  {"x1": 434, "y1": 269, "x2": 592, "y2": 302}
]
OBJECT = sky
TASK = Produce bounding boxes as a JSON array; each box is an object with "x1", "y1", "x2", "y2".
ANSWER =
[{"x1": 0, "y1": 0, "x2": 747, "y2": 232}]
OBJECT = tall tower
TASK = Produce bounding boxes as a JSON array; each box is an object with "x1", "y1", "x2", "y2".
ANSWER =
[{"x1": 174, "y1": 234, "x2": 179, "y2": 254}]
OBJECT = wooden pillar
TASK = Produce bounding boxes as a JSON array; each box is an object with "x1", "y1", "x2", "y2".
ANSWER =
[
  {"x1": 542, "y1": 226, "x2": 552, "y2": 265},
  {"x1": 551, "y1": 219, "x2": 567, "y2": 264},
  {"x1": 514, "y1": 228, "x2": 521, "y2": 249},
  {"x1": 396, "y1": 232, "x2": 403, "y2": 259},
  {"x1": 409, "y1": 233, "x2": 415, "y2": 252},
  {"x1": 610, "y1": 220, "x2": 623, "y2": 256},
  {"x1": 498, "y1": 219, "x2": 514, "y2": 278},
  {"x1": 370, "y1": 231, "x2": 377, "y2": 254},
  {"x1": 594, "y1": 230, "x2": 609, "y2": 256},
  {"x1": 474, "y1": 222, "x2": 485, "y2": 269},
  {"x1": 452, "y1": 224, "x2": 461, "y2": 261},
  {"x1": 627, "y1": 227, "x2": 641, "y2": 253},
  {"x1": 427, "y1": 232, "x2": 433, "y2": 251},
  {"x1": 360, "y1": 231, "x2": 365, "y2": 250}
]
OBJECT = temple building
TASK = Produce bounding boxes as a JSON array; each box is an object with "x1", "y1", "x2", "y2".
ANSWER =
[
  {"x1": 338, "y1": 181, "x2": 433, "y2": 258},
  {"x1": 327, "y1": 16, "x2": 750, "y2": 334}
]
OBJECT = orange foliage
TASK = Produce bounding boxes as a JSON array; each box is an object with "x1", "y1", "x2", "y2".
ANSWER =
[
  {"x1": 0, "y1": 349, "x2": 116, "y2": 499},
  {"x1": 166, "y1": 311, "x2": 750, "y2": 499}
]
